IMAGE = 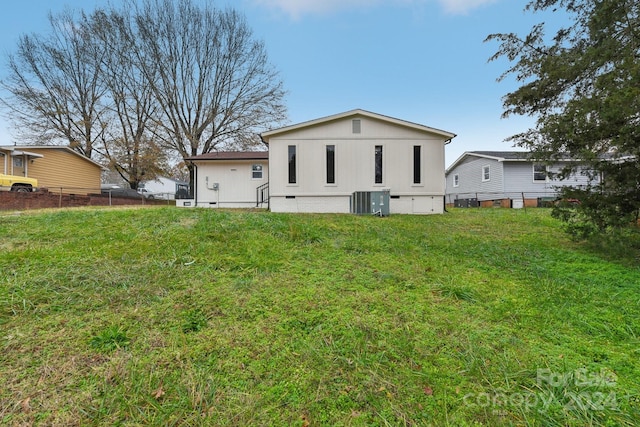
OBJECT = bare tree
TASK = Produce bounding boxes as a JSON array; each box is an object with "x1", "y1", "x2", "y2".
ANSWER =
[
  {"x1": 89, "y1": 8, "x2": 167, "y2": 189},
  {"x1": 132, "y1": 0, "x2": 287, "y2": 190},
  {"x1": 1, "y1": 0, "x2": 287, "y2": 193},
  {"x1": 0, "y1": 10, "x2": 108, "y2": 159}
]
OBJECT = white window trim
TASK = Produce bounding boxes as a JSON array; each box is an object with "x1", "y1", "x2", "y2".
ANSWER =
[
  {"x1": 533, "y1": 163, "x2": 548, "y2": 182},
  {"x1": 251, "y1": 163, "x2": 263, "y2": 180},
  {"x1": 453, "y1": 174, "x2": 459, "y2": 187},
  {"x1": 482, "y1": 165, "x2": 490, "y2": 182}
]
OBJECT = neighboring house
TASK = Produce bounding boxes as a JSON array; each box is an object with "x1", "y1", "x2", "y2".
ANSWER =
[
  {"x1": 1, "y1": 146, "x2": 43, "y2": 175},
  {"x1": 0, "y1": 146, "x2": 41, "y2": 191},
  {"x1": 139, "y1": 176, "x2": 189, "y2": 200},
  {"x1": 445, "y1": 151, "x2": 598, "y2": 207},
  {"x1": 183, "y1": 110, "x2": 456, "y2": 214},
  {"x1": 184, "y1": 151, "x2": 269, "y2": 208},
  {"x1": 0, "y1": 145, "x2": 106, "y2": 195}
]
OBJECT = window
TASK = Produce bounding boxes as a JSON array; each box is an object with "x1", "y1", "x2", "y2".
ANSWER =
[
  {"x1": 252, "y1": 164, "x2": 263, "y2": 179},
  {"x1": 352, "y1": 119, "x2": 361, "y2": 134},
  {"x1": 326, "y1": 145, "x2": 335, "y2": 184},
  {"x1": 533, "y1": 163, "x2": 547, "y2": 182},
  {"x1": 288, "y1": 145, "x2": 297, "y2": 184},
  {"x1": 482, "y1": 165, "x2": 490, "y2": 182},
  {"x1": 374, "y1": 145, "x2": 383, "y2": 184},
  {"x1": 413, "y1": 145, "x2": 421, "y2": 184},
  {"x1": 453, "y1": 174, "x2": 459, "y2": 187},
  {"x1": 13, "y1": 157, "x2": 23, "y2": 168}
]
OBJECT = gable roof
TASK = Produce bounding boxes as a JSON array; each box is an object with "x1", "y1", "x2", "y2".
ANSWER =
[
  {"x1": 446, "y1": 151, "x2": 531, "y2": 174},
  {"x1": 186, "y1": 151, "x2": 269, "y2": 161},
  {"x1": 465, "y1": 151, "x2": 531, "y2": 160},
  {"x1": 447, "y1": 150, "x2": 626, "y2": 174},
  {"x1": 260, "y1": 109, "x2": 456, "y2": 143}
]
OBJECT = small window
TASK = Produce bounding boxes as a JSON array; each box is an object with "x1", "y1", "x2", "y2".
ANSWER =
[
  {"x1": 352, "y1": 119, "x2": 361, "y2": 134},
  {"x1": 252, "y1": 164, "x2": 263, "y2": 179},
  {"x1": 326, "y1": 145, "x2": 335, "y2": 184},
  {"x1": 453, "y1": 174, "x2": 459, "y2": 187},
  {"x1": 533, "y1": 163, "x2": 547, "y2": 182},
  {"x1": 482, "y1": 165, "x2": 490, "y2": 182},
  {"x1": 413, "y1": 145, "x2": 421, "y2": 184},
  {"x1": 288, "y1": 145, "x2": 297, "y2": 184},
  {"x1": 13, "y1": 157, "x2": 23, "y2": 168},
  {"x1": 374, "y1": 145, "x2": 383, "y2": 184}
]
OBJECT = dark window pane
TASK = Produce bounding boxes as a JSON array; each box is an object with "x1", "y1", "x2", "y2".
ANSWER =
[
  {"x1": 375, "y1": 145, "x2": 383, "y2": 184},
  {"x1": 413, "y1": 145, "x2": 421, "y2": 184},
  {"x1": 326, "y1": 145, "x2": 335, "y2": 184},
  {"x1": 533, "y1": 164, "x2": 547, "y2": 181},
  {"x1": 288, "y1": 145, "x2": 296, "y2": 184}
]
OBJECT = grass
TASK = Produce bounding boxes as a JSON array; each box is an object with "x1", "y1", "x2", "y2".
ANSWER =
[{"x1": 0, "y1": 206, "x2": 639, "y2": 426}]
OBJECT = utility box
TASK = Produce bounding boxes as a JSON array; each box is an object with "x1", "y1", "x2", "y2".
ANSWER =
[{"x1": 351, "y1": 190, "x2": 390, "y2": 216}]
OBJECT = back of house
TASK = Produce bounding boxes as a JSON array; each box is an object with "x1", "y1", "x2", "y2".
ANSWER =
[{"x1": 262, "y1": 109, "x2": 456, "y2": 215}]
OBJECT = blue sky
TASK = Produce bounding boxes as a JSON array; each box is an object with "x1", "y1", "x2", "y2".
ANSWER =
[{"x1": 0, "y1": 0, "x2": 566, "y2": 166}]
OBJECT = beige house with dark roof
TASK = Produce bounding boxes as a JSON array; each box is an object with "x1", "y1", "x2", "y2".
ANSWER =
[{"x1": 184, "y1": 110, "x2": 455, "y2": 214}]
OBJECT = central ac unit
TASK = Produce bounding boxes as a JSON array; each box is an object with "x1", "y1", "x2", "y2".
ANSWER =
[{"x1": 351, "y1": 190, "x2": 390, "y2": 216}]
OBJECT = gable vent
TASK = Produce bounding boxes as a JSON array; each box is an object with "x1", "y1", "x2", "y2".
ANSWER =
[{"x1": 352, "y1": 119, "x2": 361, "y2": 134}]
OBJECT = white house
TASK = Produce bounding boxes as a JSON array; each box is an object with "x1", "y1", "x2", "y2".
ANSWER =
[
  {"x1": 182, "y1": 109, "x2": 455, "y2": 214},
  {"x1": 445, "y1": 151, "x2": 598, "y2": 208},
  {"x1": 184, "y1": 151, "x2": 269, "y2": 208},
  {"x1": 139, "y1": 176, "x2": 189, "y2": 200}
]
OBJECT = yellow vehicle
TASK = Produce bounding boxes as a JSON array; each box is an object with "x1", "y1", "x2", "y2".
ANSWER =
[{"x1": 0, "y1": 173, "x2": 38, "y2": 192}]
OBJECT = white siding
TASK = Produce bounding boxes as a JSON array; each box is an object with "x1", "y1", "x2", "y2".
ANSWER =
[
  {"x1": 193, "y1": 160, "x2": 268, "y2": 208},
  {"x1": 446, "y1": 155, "x2": 602, "y2": 204},
  {"x1": 446, "y1": 157, "x2": 504, "y2": 201},
  {"x1": 268, "y1": 115, "x2": 448, "y2": 214},
  {"x1": 503, "y1": 162, "x2": 558, "y2": 199}
]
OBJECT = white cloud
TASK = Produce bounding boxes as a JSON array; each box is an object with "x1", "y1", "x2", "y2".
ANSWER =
[{"x1": 252, "y1": 0, "x2": 499, "y2": 19}]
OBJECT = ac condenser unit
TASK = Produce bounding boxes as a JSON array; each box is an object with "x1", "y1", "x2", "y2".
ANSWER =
[{"x1": 351, "y1": 190, "x2": 390, "y2": 216}]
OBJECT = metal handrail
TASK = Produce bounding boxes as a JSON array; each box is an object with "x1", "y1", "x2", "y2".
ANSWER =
[{"x1": 256, "y1": 182, "x2": 269, "y2": 208}]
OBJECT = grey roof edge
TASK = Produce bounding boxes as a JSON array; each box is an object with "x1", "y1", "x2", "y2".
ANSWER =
[
  {"x1": 445, "y1": 150, "x2": 595, "y2": 175},
  {"x1": 260, "y1": 109, "x2": 456, "y2": 143},
  {"x1": 1, "y1": 145, "x2": 108, "y2": 170}
]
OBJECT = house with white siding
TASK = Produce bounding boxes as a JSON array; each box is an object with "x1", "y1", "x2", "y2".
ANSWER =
[
  {"x1": 183, "y1": 151, "x2": 269, "y2": 208},
  {"x1": 182, "y1": 109, "x2": 456, "y2": 214},
  {"x1": 445, "y1": 151, "x2": 598, "y2": 208}
]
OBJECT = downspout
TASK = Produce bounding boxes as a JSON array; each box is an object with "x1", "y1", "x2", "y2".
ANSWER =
[
  {"x1": 189, "y1": 161, "x2": 197, "y2": 207},
  {"x1": 443, "y1": 136, "x2": 455, "y2": 212}
]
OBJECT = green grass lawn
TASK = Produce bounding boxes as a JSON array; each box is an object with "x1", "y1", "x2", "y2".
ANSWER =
[{"x1": 1, "y1": 207, "x2": 639, "y2": 426}]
